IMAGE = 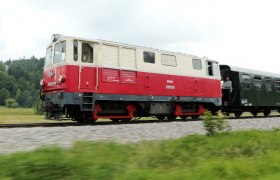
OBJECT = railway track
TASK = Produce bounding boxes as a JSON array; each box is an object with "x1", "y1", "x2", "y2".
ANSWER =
[
  {"x1": 0, "y1": 122, "x2": 79, "y2": 128},
  {"x1": 1, "y1": 115, "x2": 280, "y2": 128},
  {"x1": 0, "y1": 119, "x2": 181, "y2": 128}
]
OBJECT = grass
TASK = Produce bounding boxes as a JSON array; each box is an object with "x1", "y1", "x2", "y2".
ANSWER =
[
  {"x1": 1, "y1": 130, "x2": 280, "y2": 179},
  {"x1": 0, "y1": 106, "x2": 51, "y2": 123}
]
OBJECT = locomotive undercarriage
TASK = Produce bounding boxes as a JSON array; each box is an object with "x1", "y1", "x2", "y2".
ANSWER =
[{"x1": 42, "y1": 92, "x2": 221, "y2": 122}]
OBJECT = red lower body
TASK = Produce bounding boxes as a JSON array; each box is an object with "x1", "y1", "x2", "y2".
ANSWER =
[{"x1": 42, "y1": 65, "x2": 221, "y2": 121}]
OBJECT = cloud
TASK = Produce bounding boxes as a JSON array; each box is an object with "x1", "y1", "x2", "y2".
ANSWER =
[
  {"x1": 0, "y1": 0, "x2": 280, "y2": 73},
  {"x1": 0, "y1": 0, "x2": 224, "y2": 60},
  {"x1": 25, "y1": 0, "x2": 223, "y2": 46}
]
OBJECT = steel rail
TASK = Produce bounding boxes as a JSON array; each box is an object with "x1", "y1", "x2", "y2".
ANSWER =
[{"x1": 1, "y1": 115, "x2": 280, "y2": 128}]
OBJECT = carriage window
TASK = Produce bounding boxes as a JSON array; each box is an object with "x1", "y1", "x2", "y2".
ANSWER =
[
  {"x1": 161, "y1": 54, "x2": 177, "y2": 67},
  {"x1": 265, "y1": 79, "x2": 272, "y2": 91},
  {"x1": 207, "y1": 61, "x2": 213, "y2": 76},
  {"x1": 53, "y1": 41, "x2": 66, "y2": 63},
  {"x1": 192, "y1": 59, "x2": 202, "y2": 70},
  {"x1": 254, "y1": 77, "x2": 262, "y2": 89},
  {"x1": 73, "y1": 40, "x2": 78, "y2": 61},
  {"x1": 212, "y1": 62, "x2": 219, "y2": 77},
  {"x1": 82, "y1": 43, "x2": 93, "y2": 63},
  {"x1": 45, "y1": 47, "x2": 53, "y2": 66},
  {"x1": 275, "y1": 80, "x2": 280, "y2": 92},
  {"x1": 143, "y1": 51, "x2": 155, "y2": 64},
  {"x1": 242, "y1": 74, "x2": 251, "y2": 89}
]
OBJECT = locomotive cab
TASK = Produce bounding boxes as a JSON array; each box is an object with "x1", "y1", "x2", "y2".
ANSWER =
[
  {"x1": 42, "y1": 35, "x2": 98, "y2": 92},
  {"x1": 42, "y1": 35, "x2": 99, "y2": 119}
]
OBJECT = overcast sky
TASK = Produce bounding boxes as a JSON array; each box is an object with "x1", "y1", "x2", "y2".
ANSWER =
[{"x1": 0, "y1": 0, "x2": 280, "y2": 73}]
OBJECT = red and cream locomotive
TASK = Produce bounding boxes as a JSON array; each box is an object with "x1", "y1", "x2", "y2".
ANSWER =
[{"x1": 41, "y1": 34, "x2": 221, "y2": 122}]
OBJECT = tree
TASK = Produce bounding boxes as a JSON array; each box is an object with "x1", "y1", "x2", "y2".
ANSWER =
[
  {"x1": 16, "y1": 90, "x2": 33, "y2": 107},
  {"x1": 0, "y1": 88, "x2": 10, "y2": 105},
  {"x1": 0, "y1": 61, "x2": 5, "y2": 72},
  {"x1": 0, "y1": 71, "x2": 17, "y2": 96},
  {"x1": 15, "y1": 88, "x2": 21, "y2": 104},
  {"x1": 0, "y1": 56, "x2": 44, "y2": 108}
]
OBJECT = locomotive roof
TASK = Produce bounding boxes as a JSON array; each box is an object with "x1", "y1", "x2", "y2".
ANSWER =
[
  {"x1": 50, "y1": 34, "x2": 217, "y2": 62},
  {"x1": 220, "y1": 64, "x2": 280, "y2": 78}
]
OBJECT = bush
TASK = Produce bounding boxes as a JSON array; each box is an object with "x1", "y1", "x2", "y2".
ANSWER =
[
  {"x1": 5, "y1": 98, "x2": 19, "y2": 108},
  {"x1": 203, "y1": 111, "x2": 231, "y2": 136},
  {"x1": 33, "y1": 98, "x2": 43, "y2": 115}
]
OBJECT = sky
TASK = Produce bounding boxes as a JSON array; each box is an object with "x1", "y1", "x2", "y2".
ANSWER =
[{"x1": 0, "y1": 0, "x2": 280, "y2": 73}]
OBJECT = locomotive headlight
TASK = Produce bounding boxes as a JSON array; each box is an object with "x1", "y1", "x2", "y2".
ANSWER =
[
  {"x1": 51, "y1": 34, "x2": 61, "y2": 42},
  {"x1": 58, "y1": 75, "x2": 66, "y2": 83},
  {"x1": 40, "y1": 79, "x2": 46, "y2": 86}
]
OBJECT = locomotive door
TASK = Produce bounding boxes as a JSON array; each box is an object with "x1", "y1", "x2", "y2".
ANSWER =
[
  {"x1": 193, "y1": 78, "x2": 203, "y2": 94},
  {"x1": 79, "y1": 42, "x2": 96, "y2": 90}
]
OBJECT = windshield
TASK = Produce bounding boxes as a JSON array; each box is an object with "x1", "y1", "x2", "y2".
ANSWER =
[
  {"x1": 45, "y1": 47, "x2": 53, "y2": 67},
  {"x1": 54, "y1": 41, "x2": 66, "y2": 64}
]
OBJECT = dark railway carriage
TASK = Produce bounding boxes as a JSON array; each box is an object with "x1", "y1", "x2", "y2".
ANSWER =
[
  {"x1": 41, "y1": 34, "x2": 222, "y2": 122},
  {"x1": 220, "y1": 65, "x2": 280, "y2": 117}
]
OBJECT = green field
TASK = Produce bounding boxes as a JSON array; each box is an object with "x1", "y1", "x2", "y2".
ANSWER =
[
  {"x1": 0, "y1": 106, "x2": 49, "y2": 123},
  {"x1": 1, "y1": 130, "x2": 280, "y2": 179}
]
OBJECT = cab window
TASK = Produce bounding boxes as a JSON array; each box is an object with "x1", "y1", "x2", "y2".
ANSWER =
[
  {"x1": 212, "y1": 62, "x2": 219, "y2": 76},
  {"x1": 53, "y1": 41, "x2": 66, "y2": 63},
  {"x1": 73, "y1": 40, "x2": 78, "y2": 61},
  {"x1": 82, "y1": 43, "x2": 94, "y2": 63},
  {"x1": 206, "y1": 61, "x2": 219, "y2": 76},
  {"x1": 206, "y1": 62, "x2": 213, "y2": 76},
  {"x1": 45, "y1": 47, "x2": 52, "y2": 66}
]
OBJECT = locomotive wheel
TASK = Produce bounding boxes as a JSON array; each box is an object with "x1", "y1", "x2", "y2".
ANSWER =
[
  {"x1": 76, "y1": 120, "x2": 83, "y2": 123},
  {"x1": 75, "y1": 117, "x2": 85, "y2": 123},
  {"x1": 180, "y1": 116, "x2": 188, "y2": 120},
  {"x1": 110, "y1": 118, "x2": 120, "y2": 122},
  {"x1": 167, "y1": 115, "x2": 177, "y2": 120},
  {"x1": 156, "y1": 115, "x2": 166, "y2": 120},
  {"x1": 54, "y1": 113, "x2": 62, "y2": 120},
  {"x1": 234, "y1": 111, "x2": 242, "y2": 118},
  {"x1": 44, "y1": 112, "x2": 52, "y2": 119},
  {"x1": 191, "y1": 115, "x2": 200, "y2": 120},
  {"x1": 211, "y1": 110, "x2": 219, "y2": 116},
  {"x1": 263, "y1": 109, "x2": 271, "y2": 117},
  {"x1": 120, "y1": 118, "x2": 132, "y2": 122}
]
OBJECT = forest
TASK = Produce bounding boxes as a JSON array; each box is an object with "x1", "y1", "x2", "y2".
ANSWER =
[{"x1": 0, "y1": 57, "x2": 44, "y2": 108}]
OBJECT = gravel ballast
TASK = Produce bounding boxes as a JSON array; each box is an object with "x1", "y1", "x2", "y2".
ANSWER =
[{"x1": 1, "y1": 117, "x2": 280, "y2": 154}]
